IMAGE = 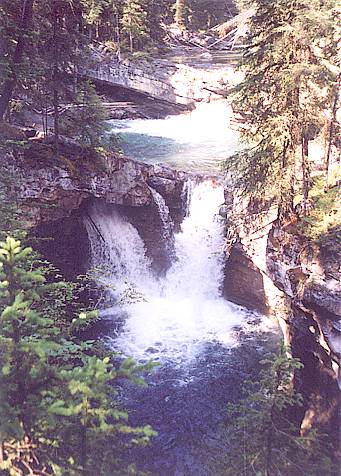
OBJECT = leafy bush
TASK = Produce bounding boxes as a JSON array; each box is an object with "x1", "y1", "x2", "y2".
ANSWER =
[{"x1": 297, "y1": 177, "x2": 340, "y2": 245}]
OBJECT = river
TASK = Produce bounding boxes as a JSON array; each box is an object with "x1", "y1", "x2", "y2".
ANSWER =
[
  {"x1": 107, "y1": 47, "x2": 242, "y2": 173},
  {"x1": 84, "y1": 54, "x2": 279, "y2": 475},
  {"x1": 83, "y1": 180, "x2": 278, "y2": 475},
  {"x1": 109, "y1": 99, "x2": 239, "y2": 173}
]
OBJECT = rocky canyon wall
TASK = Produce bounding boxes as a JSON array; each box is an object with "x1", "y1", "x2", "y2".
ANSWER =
[
  {"x1": 3, "y1": 138, "x2": 194, "y2": 277},
  {"x1": 223, "y1": 196, "x2": 340, "y2": 444}
]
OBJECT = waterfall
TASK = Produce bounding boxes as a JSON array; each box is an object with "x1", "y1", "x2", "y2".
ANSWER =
[
  {"x1": 85, "y1": 181, "x2": 249, "y2": 362},
  {"x1": 181, "y1": 178, "x2": 196, "y2": 216},
  {"x1": 150, "y1": 187, "x2": 174, "y2": 246},
  {"x1": 84, "y1": 202, "x2": 155, "y2": 298},
  {"x1": 165, "y1": 180, "x2": 225, "y2": 299}
]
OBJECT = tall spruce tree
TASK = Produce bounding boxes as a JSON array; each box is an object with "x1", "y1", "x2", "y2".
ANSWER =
[
  {"x1": 0, "y1": 0, "x2": 35, "y2": 120},
  {"x1": 174, "y1": 0, "x2": 187, "y2": 27},
  {"x1": 225, "y1": 0, "x2": 339, "y2": 217},
  {"x1": 121, "y1": 0, "x2": 149, "y2": 52},
  {"x1": 0, "y1": 1, "x2": 109, "y2": 141}
]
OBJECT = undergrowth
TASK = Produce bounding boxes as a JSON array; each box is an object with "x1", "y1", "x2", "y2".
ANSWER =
[{"x1": 297, "y1": 175, "x2": 340, "y2": 247}]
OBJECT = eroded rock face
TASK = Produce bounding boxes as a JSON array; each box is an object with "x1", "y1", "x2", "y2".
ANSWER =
[
  {"x1": 223, "y1": 196, "x2": 340, "y2": 443},
  {"x1": 223, "y1": 241, "x2": 269, "y2": 314},
  {"x1": 88, "y1": 53, "x2": 234, "y2": 107},
  {"x1": 3, "y1": 139, "x2": 196, "y2": 278},
  {"x1": 4, "y1": 139, "x2": 194, "y2": 228},
  {"x1": 266, "y1": 225, "x2": 340, "y2": 440}
]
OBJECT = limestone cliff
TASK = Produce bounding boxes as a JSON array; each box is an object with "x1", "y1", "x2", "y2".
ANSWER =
[
  {"x1": 88, "y1": 52, "x2": 235, "y2": 108},
  {"x1": 223, "y1": 197, "x2": 340, "y2": 443},
  {"x1": 3, "y1": 138, "x2": 191, "y2": 227},
  {"x1": 3, "y1": 137, "x2": 339, "y2": 444},
  {"x1": 1, "y1": 138, "x2": 195, "y2": 277}
]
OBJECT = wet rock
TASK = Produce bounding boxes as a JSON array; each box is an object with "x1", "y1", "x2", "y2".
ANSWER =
[
  {"x1": 219, "y1": 204, "x2": 229, "y2": 218},
  {"x1": 302, "y1": 280, "x2": 341, "y2": 322},
  {"x1": 148, "y1": 176, "x2": 177, "y2": 196},
  {"x1": 223, "y1": 242, "x2": 269, "y2": 314}
]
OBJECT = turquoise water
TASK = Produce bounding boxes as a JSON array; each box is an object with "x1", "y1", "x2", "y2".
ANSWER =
[{"x1": 108, "y1": 100, "x2": 239, "y2": 173}]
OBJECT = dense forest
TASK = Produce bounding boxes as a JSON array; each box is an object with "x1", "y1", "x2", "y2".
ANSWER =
[
  {"x1": 0, "y1": 1, "x2": 235, "y2": 121},
  {"x1": 0, "y1": 0, "x2": 340, "y2": 475}
]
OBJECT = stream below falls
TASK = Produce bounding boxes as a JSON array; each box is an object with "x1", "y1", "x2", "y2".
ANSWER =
[{"x1": 84, "y1": 178, "x2": 279, "y2": 475}]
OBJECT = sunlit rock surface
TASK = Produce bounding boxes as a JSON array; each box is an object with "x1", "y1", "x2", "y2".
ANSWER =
[
  {"x1": 223, "y1": 195, "x2": 340, "y2": 442},
  {"x1": 4, "y1": 138, "x2": 195, "y2": 227},
  {"x1": 87, "y1": 52, "x2": 236, "y2": 108}
]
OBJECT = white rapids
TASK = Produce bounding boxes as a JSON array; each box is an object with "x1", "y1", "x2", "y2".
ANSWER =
[{"x1": 84, "y1": 180, "x2": 260, "y2": 363}]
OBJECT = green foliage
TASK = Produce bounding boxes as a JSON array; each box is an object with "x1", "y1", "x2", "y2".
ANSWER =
[
  {"x1": 0, "y1": 237, "x2": 58, "y2": 456},
  {"x1": 188, "y1": 0, "x2": 235, "y2": 30},
  {"x1": 60, "y1": 81, "x2": 109, "y2": 147},
  {"x1": 174, "y1": 0, "x2": 187, "y2": 27},
  {"x1": 215, "y1": 346, "x2": 337, "y2": 476},
  {"x1": 225, "y1": 0, "x2": 339, "y2": 214},
  {"x1": 46, "y1": 355, "x2": 156, "y2": 474},
  {"x1": 297, "y1": 177, "x2": 341, "y2": 245},
  {"x1": 122, "y1": 0, "x2": 149, "y2": 52},
  {"x1": 0, "y1": 237, "x2": 156, "y2": 475},
  {"x1": 0, "y1": 167, "x2": 21, "y2": 241}
]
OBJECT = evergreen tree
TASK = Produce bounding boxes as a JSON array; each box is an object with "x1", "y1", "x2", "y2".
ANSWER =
[
  {"x1": 174, "y1": 0, "x2": 187, "y2": 27},
  {"x1": 0, "y1": 237, "x2": 156, "y2": 474},
  {"x1": 60, "y1": 81, "x2": 109, "y2": 148},
  {"x1": 48, "y1": 356, "x2": 156, "y2": 474},
  {"x1": 0, "y1": 1, "x2": 108, "y2": 142},
  {"x1": 225, "y1": 0, "x2": 339, "y2": 217},
  {"x1": 122, "y1": 0, "x2": 149, "y2": 52},
  {"x1": 0, "y1": 0, "x2": 35, "y2": 120},
  {"x1": 0, "y1": 236, "x2": 61, "y2": 472}
]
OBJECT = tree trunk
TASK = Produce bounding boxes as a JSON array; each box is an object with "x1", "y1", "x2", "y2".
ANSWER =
[
  {"x1": 52, "y1": 3, "x2": 60, "y2": 149},
  {"x1": 116, "y1": 13, "x2": 121, "y2": 61},
  {"x1": 265, "y1": 430, "x2": 273, "y2": 476},
  {"x1": 301, "y1": 135, "x2": 310, "y2": 216},
  {"x1": 0, "y1": 0, "x2": 35, "y2": 120},
  {"x1": 0, "y1": 442, "x2": 4, "y2": 465},
  {"x1": 324, "y1": 73, "x2": 340, "y2": 191},
  {"x1": 129, "y1": 31, "x2": 133, "y2": 53},
  {"x1": 53, "y1": 87, "x2": 59, "y2": 148},
  {"x1": 175, "y1": 0, "x2": 186, "y2": 27},
  {"x1": 279, "y1": 140, "x2": 295, "y2": 221}
]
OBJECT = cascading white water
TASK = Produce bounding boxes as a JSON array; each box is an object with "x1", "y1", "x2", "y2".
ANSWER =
[
  {"x1": 150, "y1": 187, "x2": 174, "y2": 246},
  {"x1": 85, "y1": 181, "x2": 251, "y2": 362},
  {"x1": 84, "y1": 202, "x2": 155, "y2": 297},
  {"x1": 164, "y1": 181, "x2": 225, "y2": 299},
  {"x1": 181, "y1": 178, "x2": 196, "y2": 216},
  {"x1": 111, "y1": 101, "x2": 233, "y2": 143}
]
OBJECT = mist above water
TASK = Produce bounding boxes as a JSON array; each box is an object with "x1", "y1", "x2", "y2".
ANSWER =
[{"x1": 84, "y1": 179, "x2": 278, "y2": 475}]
